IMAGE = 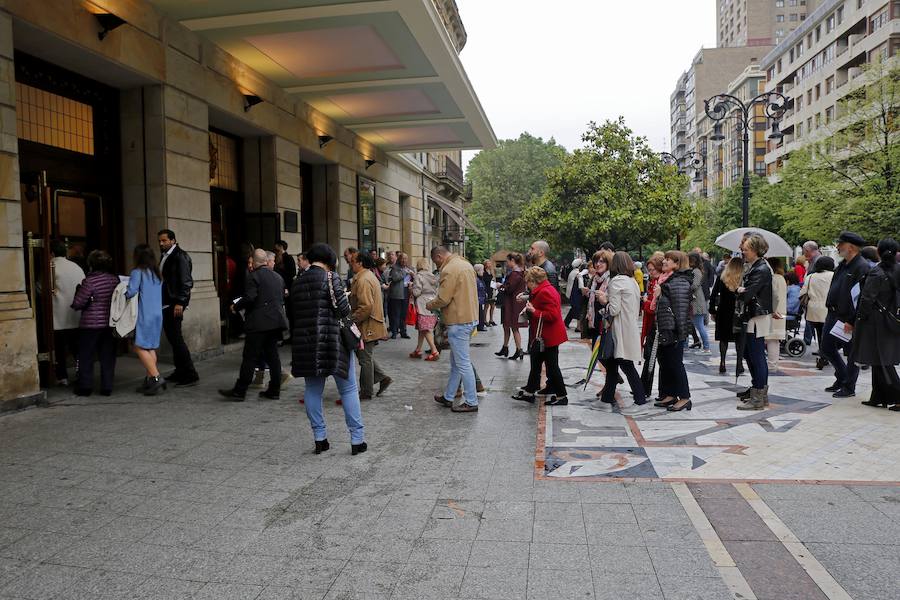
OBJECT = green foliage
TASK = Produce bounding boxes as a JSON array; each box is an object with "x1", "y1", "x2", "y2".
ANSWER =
[
  {"x1": 512, "y1": 118, "x2": 692, "y2": 252},
  {"x1": 465, "y1": 133, "x2": 566, "y2": 252},
  {"x1": 463, "y1": 228, "x2": 494, "y2": 265}
]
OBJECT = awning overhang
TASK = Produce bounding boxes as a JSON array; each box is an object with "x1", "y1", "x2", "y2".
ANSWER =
[
  {"x1": 428, "y1": 194, "x2": 480, "y2": 233},
  {"x1": 149, "y1": 0, "x2": 496, "y2": 153}
]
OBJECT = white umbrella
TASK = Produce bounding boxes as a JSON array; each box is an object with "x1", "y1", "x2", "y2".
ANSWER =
[{"x1": 714, "y1": 227, "x2": 793, "y2": 257}]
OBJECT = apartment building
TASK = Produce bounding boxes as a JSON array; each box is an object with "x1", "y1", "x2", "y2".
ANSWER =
[
  {"x1": 762, "y1": 0, "x2": 900, "y2": 173},
  {"x1": 670, "y1": 46, "x2": 770, "y2": 194},
  {"x1": 719, "y1": 0, "x2": 820, "y2": 48},
  {"x1": 0, "y1": 0, "x2": 495, "y2": 410}
]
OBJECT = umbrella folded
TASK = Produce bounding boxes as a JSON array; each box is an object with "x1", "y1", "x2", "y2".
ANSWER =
[
  {"x1": 715, "y1": 227, "x2": 793, "y2": 257},
  {"x1": 583, "y1": 336, "x2": 603, "y2": 391}
]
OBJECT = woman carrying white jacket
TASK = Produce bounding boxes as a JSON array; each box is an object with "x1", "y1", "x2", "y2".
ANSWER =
[
  {"x1": 595, "y1": 252, "x2": 647, "y2": 413},
  {"x1": 799, "y1": 256, "x2": 835, "y2": 348},
  {"x1": 410, "y1": 257, "x2": 440, "y2": 361}
]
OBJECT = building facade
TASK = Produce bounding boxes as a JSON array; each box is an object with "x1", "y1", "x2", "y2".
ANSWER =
[
  {"x1": 670, "y1": 46, "x2": 771, "y2": 194},
  {"x1": 0, "y1": 0, "x2": 495, "y2": 410},
  {"x1": 718, "y1": 0, "x2": 820, "y2": 48},
  {"x1": 762, "y1": 0, "x2": 900, "y2": 173}
]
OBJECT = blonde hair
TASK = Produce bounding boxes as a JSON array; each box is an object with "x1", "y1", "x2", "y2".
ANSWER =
[
  {"x1": 524, "y1": 266, "x2": 548, "y2": 284},
  {"x1": 721, "y1": 257, "x2": 744, "y2": 292},
  {"x1": 646, "y1": 251, "x2": 665, "y2": 273},
  {"x1": 795, "y1": 255, "x2": 807, "y2": 266},
  {"x1": 415, "y1": 257, "x2": 430, "y2": 271}
]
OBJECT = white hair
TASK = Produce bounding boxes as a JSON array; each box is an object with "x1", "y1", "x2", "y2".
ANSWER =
[
  {"x1": 474, "y1": 263, "x2": 484, "y2": 275},
  {"x1": 803, "y1": 241, "x2": 819, "y2": 252},
  {"x1": 532, "y1": 240, "x2": 550, "y2": 256},
  {"x1": 265, "y1": 251, "x2": 275, "y2": 261},
  {"x1": 252, "y1": 249, "x2": 268, "y2": 266}
]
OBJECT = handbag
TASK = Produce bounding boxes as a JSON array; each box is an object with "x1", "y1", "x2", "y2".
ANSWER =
[
  {"x1": 597, "y1": 315, "x2": 616, "y2": 360},
  {"x1": 327, "y1": 271, "x2": 363, "y2": 351},
  {"x1": 406, "y1": 301, "x2": 418, "y2": 326},
  {"x1": 530, "y1": 315, "x2": 545, "y2": 353}
]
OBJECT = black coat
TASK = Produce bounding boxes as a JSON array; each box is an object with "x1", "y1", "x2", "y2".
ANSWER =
[
  {"x1": 656, "y1": 270, "x2": 692, "y2": 346},
  {"x1": 826, "y1": 253, "x2": 871, "y2": 324},
  {"x1": 236, "y1": 267, "x2": 287, "y2": 333},
  {"x1": 290, "y1": 266, "x2": 352, "y2": 379},
  {"x1": 736, "y1": 258, "x2": 773, "y2": 322},
  {"x1": 709, "y1": 278, "x2": 738, "y2": 342},
  {"x1": 850, "y1": 265, "x2": 900, "y2": 366},
  {"x1": 275, "y1": 255, "x2": 297, "y2": 291},
  {"x1": 160, "y1": 245, "x2": 193, "y2": 307}
]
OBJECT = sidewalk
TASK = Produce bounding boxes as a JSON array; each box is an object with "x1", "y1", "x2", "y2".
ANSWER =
[{"x1": 0, "y1": 326, "x2": 897, "y2": 599}]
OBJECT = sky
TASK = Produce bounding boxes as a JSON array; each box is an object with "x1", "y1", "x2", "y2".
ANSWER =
[{"x1": 457, "y1": 0, "x2": 717, "y2": 168}]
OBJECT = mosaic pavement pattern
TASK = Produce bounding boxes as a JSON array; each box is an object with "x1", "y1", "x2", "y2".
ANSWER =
[{"x1": 541, "y1": 345, "x2": 899, "y2": 483}]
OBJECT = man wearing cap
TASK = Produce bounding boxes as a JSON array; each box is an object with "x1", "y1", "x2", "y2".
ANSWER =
[{"x1": 821, "y1": 231, "x2": 871, "y2": 398}]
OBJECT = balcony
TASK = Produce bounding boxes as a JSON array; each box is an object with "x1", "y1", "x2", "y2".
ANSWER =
[
  {"x1": 443, "y1": 224, "x2": 466, "y2": 243},
  {"x1": 435, "y1": 155, "x2": 464, "y2": 196}
]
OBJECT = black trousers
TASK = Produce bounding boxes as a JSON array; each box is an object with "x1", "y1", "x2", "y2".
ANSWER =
[
  {"x1": 77, "y1": 327, "x2": 116, "y2": 392},
  {"x1": 235, "y1": 330, "x2": 281, "y2": 394},
  {"x1": 388, "y1": 298, "x2": 408, "y2": 335},
  {"x1": 601, "y1": 358, "x2": 646, "y2": 403},
  {"x1": 163, "y1": 306, "x2": 197, "y2": 380},
  {"x1": 657, "y1": 342, "x2": 690, "y2": 399},
  {"x1": 871, "y1": 365, "x2": 900, "y2": 404},
  {"x1": 525, "y1": 345, "x2": 566, "y2": 396},
  {"x1": 54, "y1": 328, "x2": 79, "y2": 381}
]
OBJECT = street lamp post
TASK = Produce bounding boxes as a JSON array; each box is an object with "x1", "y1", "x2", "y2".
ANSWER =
[{"x1": 703, "y1": 91, "x2": 788, "y2": 227}]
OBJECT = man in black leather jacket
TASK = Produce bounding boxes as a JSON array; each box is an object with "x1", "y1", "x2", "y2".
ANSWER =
[
  {"x1": 821, "y1": 231, "x2": 871, "y2": 398},
  {"x1": 158, "y1": 229, "x2": 199, "y2": 386},
  {"x1": 219, "y1": 249, "x2": 286, "y2": 400}
]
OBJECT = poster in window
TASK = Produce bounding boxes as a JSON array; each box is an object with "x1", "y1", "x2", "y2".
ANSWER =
[{"x1": 358, "y1": 176, "x2": 376, "y2": 251}]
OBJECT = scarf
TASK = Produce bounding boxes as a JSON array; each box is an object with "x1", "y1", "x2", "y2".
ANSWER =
[
  {"x1": 650, "y1": 270, "x2": 674, "y2": 313},
  {"x1": 587, "y1": 271, "x2": 610, "y2": 329}
]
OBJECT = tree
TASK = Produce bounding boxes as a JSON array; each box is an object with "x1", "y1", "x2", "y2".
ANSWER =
[
  {"x1": 512, "y1": 119, "x2": 691, "y2": 252},
  {"x1": 465, "y1": 133, "x2": 567, "y2": 251}
]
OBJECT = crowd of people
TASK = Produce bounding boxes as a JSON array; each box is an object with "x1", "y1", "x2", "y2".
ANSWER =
[{"x1": 48, "y1": 226, "x2": 900, "y2": 455}]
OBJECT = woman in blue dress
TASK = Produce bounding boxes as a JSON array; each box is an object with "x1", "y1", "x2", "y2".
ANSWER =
[{"x1": 127, "y1": 244, "x2": 166, "y2": 395}]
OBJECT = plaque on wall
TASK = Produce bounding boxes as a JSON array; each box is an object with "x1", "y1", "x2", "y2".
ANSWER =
[{"x1": 284, "y1": 210, "x2": 299, "y2": 233}]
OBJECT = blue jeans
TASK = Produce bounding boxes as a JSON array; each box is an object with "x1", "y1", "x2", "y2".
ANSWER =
[
  {"x1": 743, "y1": 334, "x2": 768, "y2": 389},
  {"x1": 303, "y1": 354, "x2": 365, "y2": 444},
  {"x1": 692, "y1": 314, "x2": 709, "y2": 350},
  {"x1": 820, "y1": 313, "x2": 858, "y2": 392},
  {"x1": 444, "y1": 321, "x2": 478, "y2": 406}
]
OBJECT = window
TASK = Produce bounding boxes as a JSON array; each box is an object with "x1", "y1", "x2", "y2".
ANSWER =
[
  {"x1": 209, "y1": 131, "x2": 239, "y2": 191},
  {"x1": 776, "y1": 0, "x2": 784, "y2": 6},
  {"x1": 815, "y1": 113, "x2": 821, "y2": 128},
  {"x1": 826, "y1": 13, "x2": 835, "y2": 32},
  {"x1": 871, "y1": 7, "x2": 889, "y2": 33},
  {"x1": 15, "y1": 82, "x2": 95, "y2": 155},
  {"x1": 357, "y1": 177, "x2": 376, "y2": 252},
  {"x1": 807, "y1": 117, "x2": 812, "y2": 132},
  {"x1": 807, "y1": 33, "x2": 813, "y2": 48},
  {"x1": 777, "y1": 13, "x2": 785, "y2": 21},
  {"x1": 796, "y1": 42, "x2": 803, "y2": 57},
  {"x1": 826, "y1": 76, "x2": 834, "y2": 94},
  {"x1": 807, "y1": 89, "x2": 813, "y2": 104},
  {"x1": 797, "y1": 122, "x2": 803, "y2": 138},
  {"x1": 836, "y1": 6, "x2": 843, "y2": 25},
  {"x1": 796, "y1": 95, "x2": 803, "y2": 110},
  {"x1": 789, "y1": 0, "x2": 797, "y2": 5},
  {"x1": 790, "y1": 13, "x2": 799, "y2": 21},
  {"x1": 815, "y1": 83, "x2": 820, "y2": 100},
  {"x1": 826, "y1": 106, "x2": 834, "y2": 123},
  {"x1": 800, "y1": 14, "x2": 806, "y2": 20},
  {"x1": 776, "y1": 28, "x2": 785, "y2": 38},
  {"x1": 816, "y1": 26, "x2": 821, "y2": 42}
]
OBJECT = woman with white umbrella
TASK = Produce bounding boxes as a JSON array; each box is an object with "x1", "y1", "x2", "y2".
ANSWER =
[{"x1": 735, "y1": 233, "x2": 774, "y2": 410}]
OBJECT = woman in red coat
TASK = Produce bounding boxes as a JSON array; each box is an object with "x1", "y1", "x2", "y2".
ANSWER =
[{"x1": 511, "y1": 266, "x2": 568, "y2": 405}]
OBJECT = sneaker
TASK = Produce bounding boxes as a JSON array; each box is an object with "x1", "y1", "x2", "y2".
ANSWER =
[
  {"x1": 699, "y1": 348, "x2": 711, "y2": 354},
  {"x1": 589, "y1": 399, "x2": 614, "y2": 412},
  {"x1": 832, "y1": 389, "x2": 856, "y2": 398},
  {"x1": 824, "y1": 383, "x2": 842, "y2": 392},
  {"x1": 546, "y1": 395, "x2": 568, "y2": 406},
  {"x1": 451, "y1": 403, "x2": 478, "y2": 413},
  {"x1": 620, "y1": 403, "x2": 649, "y2": 415},
  {"x1": 434, "y1": 394, "x2": 452, "y2": 407},
  {"x1": 251, "y1": 369, "x2": 267, "y2": 389}
]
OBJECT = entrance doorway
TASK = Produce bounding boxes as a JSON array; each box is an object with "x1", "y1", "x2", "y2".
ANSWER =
[{"x1": 15, "y1": 53, "x2": 121, "y2": 387}]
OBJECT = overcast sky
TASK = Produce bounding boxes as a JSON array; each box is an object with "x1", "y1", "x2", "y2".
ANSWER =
[{"x1": 457, "y1": 0, "x2": 717, "y2": 167}]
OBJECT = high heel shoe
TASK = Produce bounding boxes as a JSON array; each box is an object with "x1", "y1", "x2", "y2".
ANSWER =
[
  {"x1": 654, "y1": 396, "x2": 677, "y2": 408},
  {"x1": 495, "y1": 346, "x2": 509, "y2": 357},
  {"x1": 351, "y1": 442, "x2": 368, "y2": 455},
  {"x1": 667, "y1": 399, "x2": 692, "y2": 412},
  {"x1": 315, "y1": 439, "x2": 330, "y2": 454},
  {"x1": 718, "y1": 362, "x2": 726, "y2": 374},
  {"x1": 509, "y1": 349, "x2": 525, "y2": 360}
]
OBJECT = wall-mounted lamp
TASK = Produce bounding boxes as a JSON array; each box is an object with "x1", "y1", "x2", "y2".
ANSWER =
[
  {"x1": 95, "y1": 13, "x2": 127, "y2": 41},
  {"x1": 365, "y1": 159, "x2": 377, "y2": 170},
  {"x1": 318, "y1": 135, "x2": 333, "y2": 149},
  {"x1": 243, "y1": 94, "x2": 263, "y2": 112}
]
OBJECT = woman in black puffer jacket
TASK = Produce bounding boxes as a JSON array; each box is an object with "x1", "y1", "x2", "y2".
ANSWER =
[
  {"x1": 291, "y1": 243, "x2": 366, "y2": 455},
  {"x1": 654, "y1": 251, "x2": 693, "y2": 411},
  {"x1": 734, "y1": 233, "x2": 774, "y2": 410}
]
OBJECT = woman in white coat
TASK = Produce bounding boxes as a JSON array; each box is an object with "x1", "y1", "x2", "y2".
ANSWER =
[
  {"x1": 765, "y1": 257, "x2": 788, "y2": 371},
  {"x1": 410, "y1": 257, "x2": 440, "y2": 361},
  {"x1": 799, "y1": 256, "x2": 835, "y2": 349},
  {"x1": 49, "y1": 239, "x2": 85, "y2": 384},
  {"x1": 595, "y1": 252, "x2": 646, "y2": 413}
]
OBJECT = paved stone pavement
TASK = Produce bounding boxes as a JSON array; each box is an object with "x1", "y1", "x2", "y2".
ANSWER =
[{"x1": 0, "y1": 325, "x2": 898, "y2": 599}]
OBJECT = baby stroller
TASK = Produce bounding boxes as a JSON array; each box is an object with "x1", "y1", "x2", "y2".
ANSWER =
[{"x1": 780, "y1": 313, "x2": 807, "y2": 358}]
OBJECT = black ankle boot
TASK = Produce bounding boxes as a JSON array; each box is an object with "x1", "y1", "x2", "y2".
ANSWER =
[
  {"x1": 495, "y1": 346, "x2": 509, "y2": 357},
  {"x1": 508, "y1": 349, "x2": 524, "y2": 360},
  {"x1": 351, "y1": 442, "x2": 368, "y2": 456},
  {"x1": 143, "y1": 376, "x2": 167, "y2": 396},
  {"x1": 315, "y1": 439, "x2": 330, "y2": 454}
]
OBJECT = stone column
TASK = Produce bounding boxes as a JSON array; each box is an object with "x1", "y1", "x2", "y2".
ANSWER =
[
  {"x1": 145, "y1": 85, "x2": 220, "y2": 358},
  {"x1": 376, "y1": 182, "x2": 400, "y2": 254},
  {"x1": 0, "y1": 11, "x2": 41, "y2": 410},
  {"x1": 274, "y1": 137, "x2": 301, "y2": 251}
]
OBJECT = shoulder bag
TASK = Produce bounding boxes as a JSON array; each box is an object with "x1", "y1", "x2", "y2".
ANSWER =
[
  {"x1": 327, "y1": 271, "x2": 363, "y2": 351},
  {"x1": 530, "y1": 315, "x2": 545, "y2": 353}
]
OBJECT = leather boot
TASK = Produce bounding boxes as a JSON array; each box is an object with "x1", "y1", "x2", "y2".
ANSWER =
[{"x1": 737, "y1": 388, "x2": 765, "y2": 410}]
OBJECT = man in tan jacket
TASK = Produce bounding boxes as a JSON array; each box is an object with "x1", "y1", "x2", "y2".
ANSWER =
[
  {"x1": 350, "y1": 253, "x2": 391, "y2": 400},
  {"x1": 427, "y1": 246, "x2": 480, "y2": 412}
]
